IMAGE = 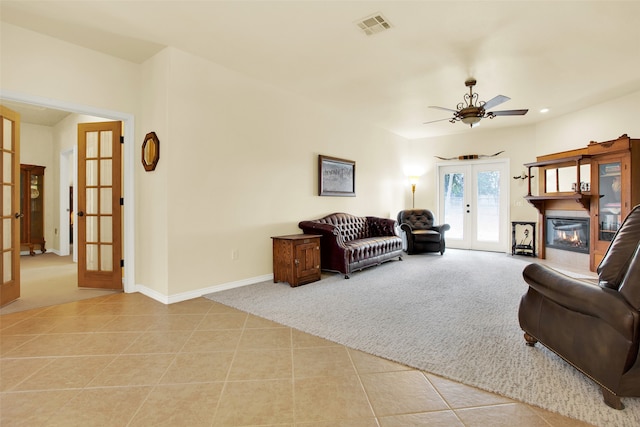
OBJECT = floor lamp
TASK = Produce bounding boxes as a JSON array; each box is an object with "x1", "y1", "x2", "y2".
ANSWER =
[{"x1": 409, "y1": 176, "x2": 419, "y2": 208}]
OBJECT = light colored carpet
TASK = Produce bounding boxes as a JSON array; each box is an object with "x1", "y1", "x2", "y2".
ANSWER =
[
  {"x1": 206, "y1": 249, "x2": 639, "y2": 427},
  {"x1": 0, "y1": 253, "x2": 120, "y2": 315}
]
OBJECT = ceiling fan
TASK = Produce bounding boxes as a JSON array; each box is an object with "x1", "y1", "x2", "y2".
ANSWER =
[{"x1": 424, "y1": 78, "x2": 528, "y2": 127}]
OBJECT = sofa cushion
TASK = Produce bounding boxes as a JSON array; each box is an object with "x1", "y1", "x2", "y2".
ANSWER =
[
  {"x1": 345, "y1": 236, "x2": 402, "y2": 263},
  {"x1": 412, "y1": 229, "x2": 441, "y2": 243}
]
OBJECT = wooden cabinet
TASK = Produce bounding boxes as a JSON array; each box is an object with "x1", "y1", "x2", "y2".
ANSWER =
[
  {"x1": 272, "y1": 234, "x2": 321, "y2": 287},
  {"x1": 20, "y1": 164, "x2": 46, "y2": 256},
  {"x1": 589, "y1": 135, "x2": 640, "y2": 270}
]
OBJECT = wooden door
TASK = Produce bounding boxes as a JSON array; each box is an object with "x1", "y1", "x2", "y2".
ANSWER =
[
  {"x1": 77, "y1": 122, "x2": 122, "y2": 289},
  {"x1": 1, "y1": 106, "x2": 21, "y2": 306}
]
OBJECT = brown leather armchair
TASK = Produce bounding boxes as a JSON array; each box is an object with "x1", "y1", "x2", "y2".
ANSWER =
[
  {"x1": 397, "y1": 209, "x2": 450, "y2": 255},
  {"x1": 519, "y1": 204, "x2": 640, "y2": 409}
]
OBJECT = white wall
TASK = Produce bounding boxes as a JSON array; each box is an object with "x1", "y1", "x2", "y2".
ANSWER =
[
  {"x1": 535, "y1": 90, "x2": 640, "y2": 154},
  {"x1": 0, "y1": 23, "x2": 139, "y2": 116},
  {"x1": 151, "y1": 48, "x2": 408, "y2": 295}
]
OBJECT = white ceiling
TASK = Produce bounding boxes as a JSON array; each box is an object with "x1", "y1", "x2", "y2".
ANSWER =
[{"x1": 2, "y1": 1, "x2": 640, "y2": 139}]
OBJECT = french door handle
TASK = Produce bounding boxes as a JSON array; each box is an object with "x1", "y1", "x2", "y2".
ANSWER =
[
  {"x1": 77, "y1": 211, "x2": 85, "y2": 217},
  {"x1": 14, "y1": 212, "x2": 23, "y2": 219}
]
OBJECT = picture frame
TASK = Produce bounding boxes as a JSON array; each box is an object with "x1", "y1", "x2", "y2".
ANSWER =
[{"x1": 319, "y1": 155, "x2": 356, "y2": 197}]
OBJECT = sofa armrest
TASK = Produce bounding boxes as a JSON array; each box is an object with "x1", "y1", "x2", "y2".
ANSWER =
[
  {"x1": 399, "y1": 222, "x2": 413, "y2": 232},
  {"x1": 298, "y1": 221, "x2": 346, "y2": 247},
  {"x1": 431, "y1": 223, "x2": 450, "y2": 234},
  {"x1": 366, "y1": 216, "x2": 398, "y2": 237},
  {"x1": 523, "y1": 263, "x2": 639, "y2": 340}
]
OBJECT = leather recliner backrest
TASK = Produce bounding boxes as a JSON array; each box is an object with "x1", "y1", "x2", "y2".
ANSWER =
[
  {"x1": 618, "y1": 244, "x2": 640, "y2": 309},
  {"x1": 397, "y1": 209, "x2": 435, "y2": 230},
  {"x1": 598, "y1": 204, "x2": 640, "y2": 290}
]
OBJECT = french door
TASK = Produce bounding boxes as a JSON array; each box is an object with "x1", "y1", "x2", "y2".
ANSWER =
[
  {"x1": 77, "y1": 122, "x2": 122, "y2": 289},
  {"x1": 438, "y1": 160, "x2": 509, "y2": 252},
  {"x1": 1, "y1": 106, "x2": 21, "y2": 306}
]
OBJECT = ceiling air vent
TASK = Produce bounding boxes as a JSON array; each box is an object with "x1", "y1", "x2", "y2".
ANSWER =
[{"x1": 356, "y1": 13, "x2": 392, "y2": 36}]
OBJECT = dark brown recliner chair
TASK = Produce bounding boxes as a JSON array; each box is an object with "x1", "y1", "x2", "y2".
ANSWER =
[
  {"x1": 397, "y1": 209, "x2": 450, "y2": 255},
  {"x1": 519, "y1": 204, "x2": 640, "y2": 409}
]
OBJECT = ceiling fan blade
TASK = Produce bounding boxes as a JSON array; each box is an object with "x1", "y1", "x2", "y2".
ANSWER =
[
  {"x1": 482, "y1": 95, "x2": 510, "y2": 111},
  {"x1": 489, "y1": 109, "x2": 529, "y2": 116},
  {"x1": 429, "y1": 106, "x2": 458, "y2": 113},
  {"x1": 423, "y1": 117, "x2": 454, "y2": 125}
]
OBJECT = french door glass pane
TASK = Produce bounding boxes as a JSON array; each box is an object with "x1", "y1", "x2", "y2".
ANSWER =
[
  {"x1": 3, "y1": 150, "x2": 11, "y2": 182},
  {"x1": 100, "y1": 159, "x2": 112, "y2": 185},
  {"x1": 3, "y1": 218, "x2": 11, "y2": 247},
  {"x1": 3, "y1": 117, "x2": 11, "y2": 149},
  {"x1": 100, "y1": 245, "x2": 113, "y2": 271},
  {"x1": 86, "y1": 216, "x2": 98, "y2": 242},
  {"x1": 2, "y1": 186, "x2": 10, "y2": 216},
  {"x1": 100, "y1": 217, "x2": 112, "y2": 243},
  {"x1": 86, "y1": 160, "x2": 98, "y2": 186},
  {"x1": 100, "y1": 131, "x2": 112, "y2": 157},
  {"x1": 86, "y1": 132, "x2": 98, "y2": 157},
  {"x1": 476, "y1": 170, "x2": 500, "y2": 242},
  {"x1": 86, "y1": 188, "x2": 98, "y2": 214},
  {"x1": 3, "y1": 252, "x2": 11, "y2": 282},
  {"x1": 87, "y1": 244, "x2": 98, "y2": 270},
  {"x1": 100, "y1": 188, "x2": 112, "y2": 214},
  {"x1": 443, "y1": 172, "x2": 464, "y2": 239}
]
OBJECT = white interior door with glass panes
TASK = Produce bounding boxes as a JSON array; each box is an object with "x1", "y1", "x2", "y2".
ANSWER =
[{"x1": 438, "y1": 160, "x2": 509, "y2": 252}]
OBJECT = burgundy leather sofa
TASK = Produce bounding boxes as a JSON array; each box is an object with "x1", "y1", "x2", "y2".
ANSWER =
[
  {"x1": 519, "y1": 204, "x2": 640, "y2": 409},
  {"x1": 298, "y1": 212, "x2": 403, "y2": 278}
]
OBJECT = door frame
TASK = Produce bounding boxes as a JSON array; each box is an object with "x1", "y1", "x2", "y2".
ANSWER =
[
  {"x1": 59, "y1": 147, "x2": 76, "y2": 259},
  {"x1": 437, "y1": 158, "x2": 510, "y2": 252},
  {"x1": 1, "y1": 90, "x2": 135, "y2": 293}
]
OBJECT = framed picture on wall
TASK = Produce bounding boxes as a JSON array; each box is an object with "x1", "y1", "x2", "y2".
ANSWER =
[{"x1": 319, "y1": 155, "x2": 356, "y2": 197}]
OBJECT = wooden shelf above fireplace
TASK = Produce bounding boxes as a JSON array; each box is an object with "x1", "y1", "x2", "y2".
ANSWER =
[{"x1": 524, "y1": 193, "x2": 592, "y2": 214}]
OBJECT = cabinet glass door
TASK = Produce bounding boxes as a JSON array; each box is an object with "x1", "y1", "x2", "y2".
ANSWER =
[{"x1": 598, "y1": 162, "x2": 622, "y2": 241}]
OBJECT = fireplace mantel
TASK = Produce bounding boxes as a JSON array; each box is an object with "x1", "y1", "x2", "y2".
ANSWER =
[
  {"x1": 524, "y1": 194, "x2": 591, "y2": 214},
  {"x1": 521, "y1": 134, "x2": 639, "y2": 270}
]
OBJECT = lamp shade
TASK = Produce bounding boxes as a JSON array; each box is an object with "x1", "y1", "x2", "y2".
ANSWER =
[{"x1": 461, "y1": 115, "x2": 481, "y2": 125}]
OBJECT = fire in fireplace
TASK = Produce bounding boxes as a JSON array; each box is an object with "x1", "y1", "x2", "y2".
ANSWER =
[{"x1": 545, "y1": 217, "x2": 590, "y2": 254}]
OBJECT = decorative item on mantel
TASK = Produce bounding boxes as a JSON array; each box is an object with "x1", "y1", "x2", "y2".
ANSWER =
[{"x1": 435, "y1": 150, "x2": 504, "y2": 161}]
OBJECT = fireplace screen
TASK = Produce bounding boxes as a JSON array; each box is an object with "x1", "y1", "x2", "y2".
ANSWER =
[{"x1": 545, "y1": 217, "x2": 590, "y2": 254}]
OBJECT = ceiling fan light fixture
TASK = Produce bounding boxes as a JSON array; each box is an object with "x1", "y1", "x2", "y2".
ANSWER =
[{"x1": 461, "y1": 115, "x2": 482, "y2": 126}]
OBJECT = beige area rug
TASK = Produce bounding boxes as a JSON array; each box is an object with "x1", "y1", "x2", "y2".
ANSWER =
[{"x1": 0, "y1": 253, "x2": 120, "y2": 315}]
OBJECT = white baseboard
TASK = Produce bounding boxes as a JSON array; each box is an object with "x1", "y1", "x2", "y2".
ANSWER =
[{"x1": 134, "y1": 274, "x2": 273, "y2": 305}]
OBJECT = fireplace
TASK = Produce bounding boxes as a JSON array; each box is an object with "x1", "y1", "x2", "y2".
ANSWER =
[{"x1": 545, "y1": 217, "x2": 590, "y2": 254}]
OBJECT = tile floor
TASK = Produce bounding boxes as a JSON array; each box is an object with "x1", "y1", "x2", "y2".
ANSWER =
[{"x1": 0, "y1": 293, "x2": 594, "y2": 426}]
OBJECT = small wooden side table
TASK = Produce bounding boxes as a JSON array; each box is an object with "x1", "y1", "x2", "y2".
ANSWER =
[{"x1": 272, "y1": 234, "x2": 321, "y2": 287}]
